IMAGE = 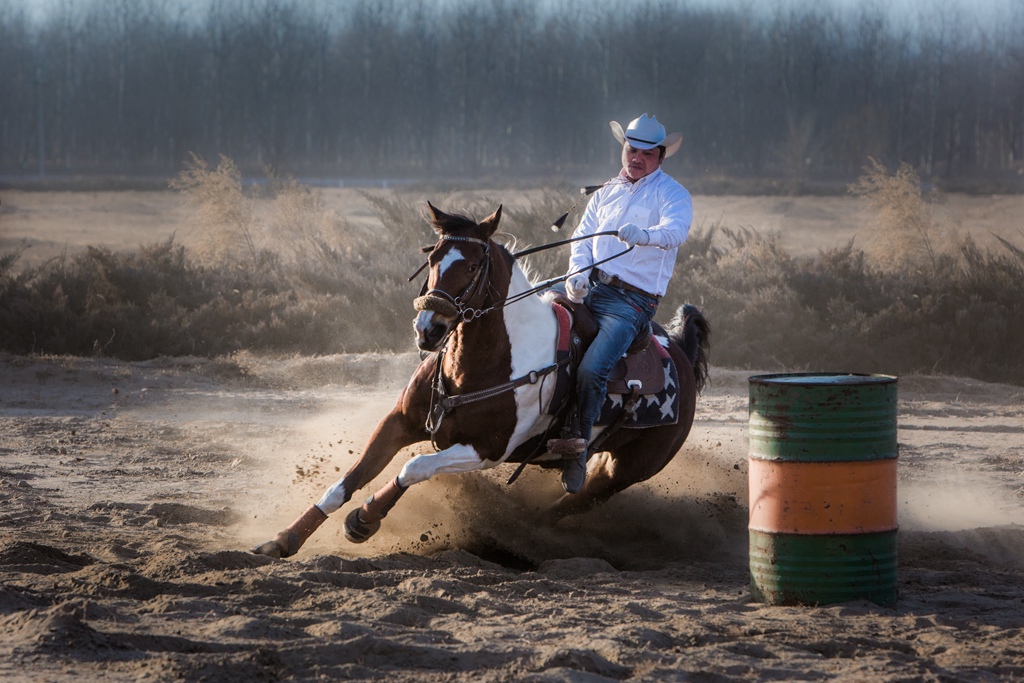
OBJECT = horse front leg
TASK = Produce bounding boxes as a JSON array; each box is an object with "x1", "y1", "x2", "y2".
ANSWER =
[
  {"x1": 344, "y1": 443, "x2": 486, "y2": 544},
  {"x1": 249, "y1": 407, "x2": 422, "y2": 559}
]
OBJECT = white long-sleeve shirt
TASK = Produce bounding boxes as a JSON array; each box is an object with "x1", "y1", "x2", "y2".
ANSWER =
[{"x1": 568, "y1": 168, "x2": 692, "y2": 298}]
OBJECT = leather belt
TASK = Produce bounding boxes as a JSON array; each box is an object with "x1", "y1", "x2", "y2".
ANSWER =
[{"x1": 593, "y1": 269, "x2": 660, "y2": 301}]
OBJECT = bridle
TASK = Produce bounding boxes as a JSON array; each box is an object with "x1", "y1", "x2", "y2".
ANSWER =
[
  {"x1": 410, "y1": 190, "x2": 634, "y2": 449},
  {"x1": 406, "y1": 178, "x2": 629, "y2": 320},
  {"x1": 411, "y1": 230, "x2": 632, "y2": 330},
  {"x1": 413, "y1": 234, "x2": 494, "y2": 330}
]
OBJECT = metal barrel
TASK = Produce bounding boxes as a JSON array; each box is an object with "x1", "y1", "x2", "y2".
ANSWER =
[{"x1": 748, "y1": 373, "x2": 898, "y2": 606}]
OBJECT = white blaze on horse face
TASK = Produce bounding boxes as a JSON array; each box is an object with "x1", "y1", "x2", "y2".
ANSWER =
[
  {"x1": 414, "y1": 309, "x2": 435, "y2": 337},
  {"x1": 413, "y1": 245, "x2": 468, "y2": 338},
  {"x1": 437, "y1": 244, "x2": 466, "y2": 279}
]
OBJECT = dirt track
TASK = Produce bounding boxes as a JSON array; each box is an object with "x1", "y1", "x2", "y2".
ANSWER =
[{"x1": 2, "y1": 352, "x2": 1023, "y2": 682}]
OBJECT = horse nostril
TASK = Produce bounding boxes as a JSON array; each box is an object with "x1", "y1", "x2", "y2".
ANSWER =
[{"x1": 416, "y1": 323, "x2": 447, "y2": 351}]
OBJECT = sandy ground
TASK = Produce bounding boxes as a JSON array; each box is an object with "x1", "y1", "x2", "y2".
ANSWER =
[
  {"x1": 1, "y1": 190, "x2": 1024, "y2": 681},
  {"x1": 2, "y1": 353, "x2": 1024, "y2": 682}
]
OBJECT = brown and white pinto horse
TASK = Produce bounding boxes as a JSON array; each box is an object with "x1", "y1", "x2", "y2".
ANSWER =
[{"x1": 250, "y1": 203, "x2": 710, "y2": 559}]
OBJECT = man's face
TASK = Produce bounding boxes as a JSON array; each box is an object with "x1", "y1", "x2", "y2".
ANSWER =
[{"x1": 622, "y1": 144, "x2": 663, "y2": 181}]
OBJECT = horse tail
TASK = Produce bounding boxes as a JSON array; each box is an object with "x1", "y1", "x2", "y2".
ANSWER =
[{"x1": 667, "y1": 303, "x2": 711, "y2": 394}]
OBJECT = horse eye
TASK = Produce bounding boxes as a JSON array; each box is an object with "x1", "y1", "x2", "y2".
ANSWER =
[{"x1": 467, "y1": 263, "x2": 478, "y2": 274}]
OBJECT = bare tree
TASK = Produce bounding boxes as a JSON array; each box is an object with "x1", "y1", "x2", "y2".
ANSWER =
[{"x1": 0, "y1": 0, "x2": 1020, "y2": 185}]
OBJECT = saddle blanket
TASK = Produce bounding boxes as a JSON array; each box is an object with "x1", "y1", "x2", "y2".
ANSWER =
[{"x1": 596, "y1": 334, "x2": 680, "y2": 428}]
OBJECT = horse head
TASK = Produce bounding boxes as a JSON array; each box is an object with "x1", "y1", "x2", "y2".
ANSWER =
[{"x1": 413, "y1": 202, "x2": 504, "y2": 352}]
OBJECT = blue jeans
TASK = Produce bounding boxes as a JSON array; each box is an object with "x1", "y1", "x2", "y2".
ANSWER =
[{"x1": 576, "y1": 283, "x2": 658, "y2": 441}]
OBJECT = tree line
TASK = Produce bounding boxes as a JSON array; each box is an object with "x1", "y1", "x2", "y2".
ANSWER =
[{"x1": 1, "y1": 0, "x2": 1022, "y2": 186}]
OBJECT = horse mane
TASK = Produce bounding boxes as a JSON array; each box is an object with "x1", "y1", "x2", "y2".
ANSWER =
[
  {"x1": 511, "y1": 248, "x2": 541, "y2": 286},
  {"x1": 428, "y1": 210, "x2": 479, "y2": 235},
  {"x1": 496, "y1": 240, "x2": 517, "y2": 277},
  {"x1": 487, "y1": 233, "x2": 550, "y2": 287}
]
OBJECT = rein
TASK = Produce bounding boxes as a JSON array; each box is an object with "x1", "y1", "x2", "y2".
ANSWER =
[
  {"x1": 504, "y1": 231, "x2": 632, "y2": 308},
  {"x1": 411, "y1": 231, "x2": 632, "y2": 323},
  {"x1": 425, "y1": 342, "x2": 565, "y2": 451},
  {"x1": 414, "y1": 192, "x2": 631, "y2": 447}
]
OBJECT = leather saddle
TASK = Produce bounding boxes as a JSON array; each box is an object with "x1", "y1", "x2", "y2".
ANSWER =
[
  {"x1": 551, "y1": 294, "x2": 666, "y2": 396},
  {"x1": 504, "y1": 294, "x2": 672, "y2": 479}
]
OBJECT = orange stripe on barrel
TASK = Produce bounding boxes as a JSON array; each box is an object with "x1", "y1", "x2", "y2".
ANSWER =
[{"x1": 748, "y1": 457, "x2": 897, "y2": 535}]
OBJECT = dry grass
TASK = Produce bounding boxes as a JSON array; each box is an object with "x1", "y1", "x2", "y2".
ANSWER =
[
  {"x1": 849, "y1": 157, "x2": 960, "y2": 271},
  {"x1": 2, "y1": 157, "x2": 1022, "y2": 385},
  {"x1": 169, "y1": 154, "x2": 375, "y2": 272},
  {"x1": 169, "y1": 154, "x2": 258, "y2": 267}
]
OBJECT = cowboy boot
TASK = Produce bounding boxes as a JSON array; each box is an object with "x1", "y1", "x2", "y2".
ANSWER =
[{"x1": 561, "y1": 450, "x2": 587, "y2": 494}]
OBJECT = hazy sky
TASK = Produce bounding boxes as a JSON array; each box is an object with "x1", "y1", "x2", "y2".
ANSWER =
[
  {"x1": 10, "y1": 0, "x2": 1021, "y2": 31},
  {"x1": 695, "y1": 0, "x2": 1019, "y2": 30}
]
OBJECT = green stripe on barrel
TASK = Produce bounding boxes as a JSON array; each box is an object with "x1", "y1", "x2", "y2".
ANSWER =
[
  {"x1": 749, "y1": 529, "x2": 898, "y2": 606},
  {"x1": 749, "y1": 373, "x2": 897, "y2": 462}
]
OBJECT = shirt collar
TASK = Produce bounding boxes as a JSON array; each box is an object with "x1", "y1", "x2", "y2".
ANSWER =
[{"x1": 619, "y1": 167, "x2": 662, "y2": 190}]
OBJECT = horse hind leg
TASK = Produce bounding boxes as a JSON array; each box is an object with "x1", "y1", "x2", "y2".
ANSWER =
[
  {"x1": 542, "y1": 451, "x2": 627, "y2": 522},
  {"x1": 543, "y1": 428, "x2": 685, "y2": 523}
]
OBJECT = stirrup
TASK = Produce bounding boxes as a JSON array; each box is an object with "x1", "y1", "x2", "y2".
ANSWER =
[{"x1": 547, "y1": 437, "x2": 587, "y2": 455}]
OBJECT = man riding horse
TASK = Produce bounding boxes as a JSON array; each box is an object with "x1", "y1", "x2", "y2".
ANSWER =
[
  {"x1": 549, "y1": 113, "x2": 693, "y2": 494},
  {"x1": 248, "y1": 114, "x2": 708, "y2": 559}
]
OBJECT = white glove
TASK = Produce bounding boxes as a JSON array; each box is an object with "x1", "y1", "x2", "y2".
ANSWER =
[
  {"x1": 617, "y1": 223, "x2": 650, "y2": 248},
  {"x1": 565, "y1": 273, "x2": 589, "y2": 304}
]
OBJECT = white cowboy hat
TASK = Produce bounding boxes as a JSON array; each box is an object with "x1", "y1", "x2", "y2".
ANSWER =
[{"x1": 610, "y1": 114, "x2": 683, "y2": 158}]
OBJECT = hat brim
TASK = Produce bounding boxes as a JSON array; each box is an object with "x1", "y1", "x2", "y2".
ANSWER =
[
  {"x1": 662, "y1": 132, "x2": 683, "y2": 158},
  {"x1": 610, "y1": 120, "x2": 627, "y2": 146},
  {"x1": 610, "y1": 121, "x2": 683, "y2": 157}
]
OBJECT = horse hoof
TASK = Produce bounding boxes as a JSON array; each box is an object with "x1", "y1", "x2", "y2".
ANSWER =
[
  {"x1": 344, "y1": 508, "x2": 380, "y2": 544},
  {"x1": 249, "y1": 539, "x2": 286, "y2": 558}
]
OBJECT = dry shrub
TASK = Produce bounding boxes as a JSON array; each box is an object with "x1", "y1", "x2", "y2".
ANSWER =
[
  {"x1": 269, "y1": 180, "x2": 344, "y2": 266},
  {"x1": 169, "y1": 154, "x2": 368, "y2": 273},
  {"x1": 266, "y1": 176, "x2": 380, "y2": 271},
  {"x1": 849, "y1": 157, "x2": 958, "y2": 271},
  {"x1": 3, "y1": 165, "x2": 1022, "y2": 386},
  {"x1": 169, "y1": 153, "x2": 258, "y2": 267},
  {"x1": 666, "y1": 217, "x2": 1023, "y2": 385},
  {"x1": 500, "y1": 187, "x2": 585, "y2": 280},
  {"x1": 359, "y1": 191, "x2": 441, "y2": 253},
  {"x1": 667, "y1": 226, "x2": 808, "y2": 370}
]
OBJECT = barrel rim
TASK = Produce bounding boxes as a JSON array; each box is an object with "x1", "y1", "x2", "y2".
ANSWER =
[{"x1": 749, "y1": 372, "x2": 897, "y2": 386}]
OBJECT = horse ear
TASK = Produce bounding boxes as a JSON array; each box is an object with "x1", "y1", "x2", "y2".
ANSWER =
[
  {"x1": 479, "y1": 205, "x2": 502, "y2": 238},
  {"x1": 426, "y1": 201, "x2": 445, "y2": 234}
]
